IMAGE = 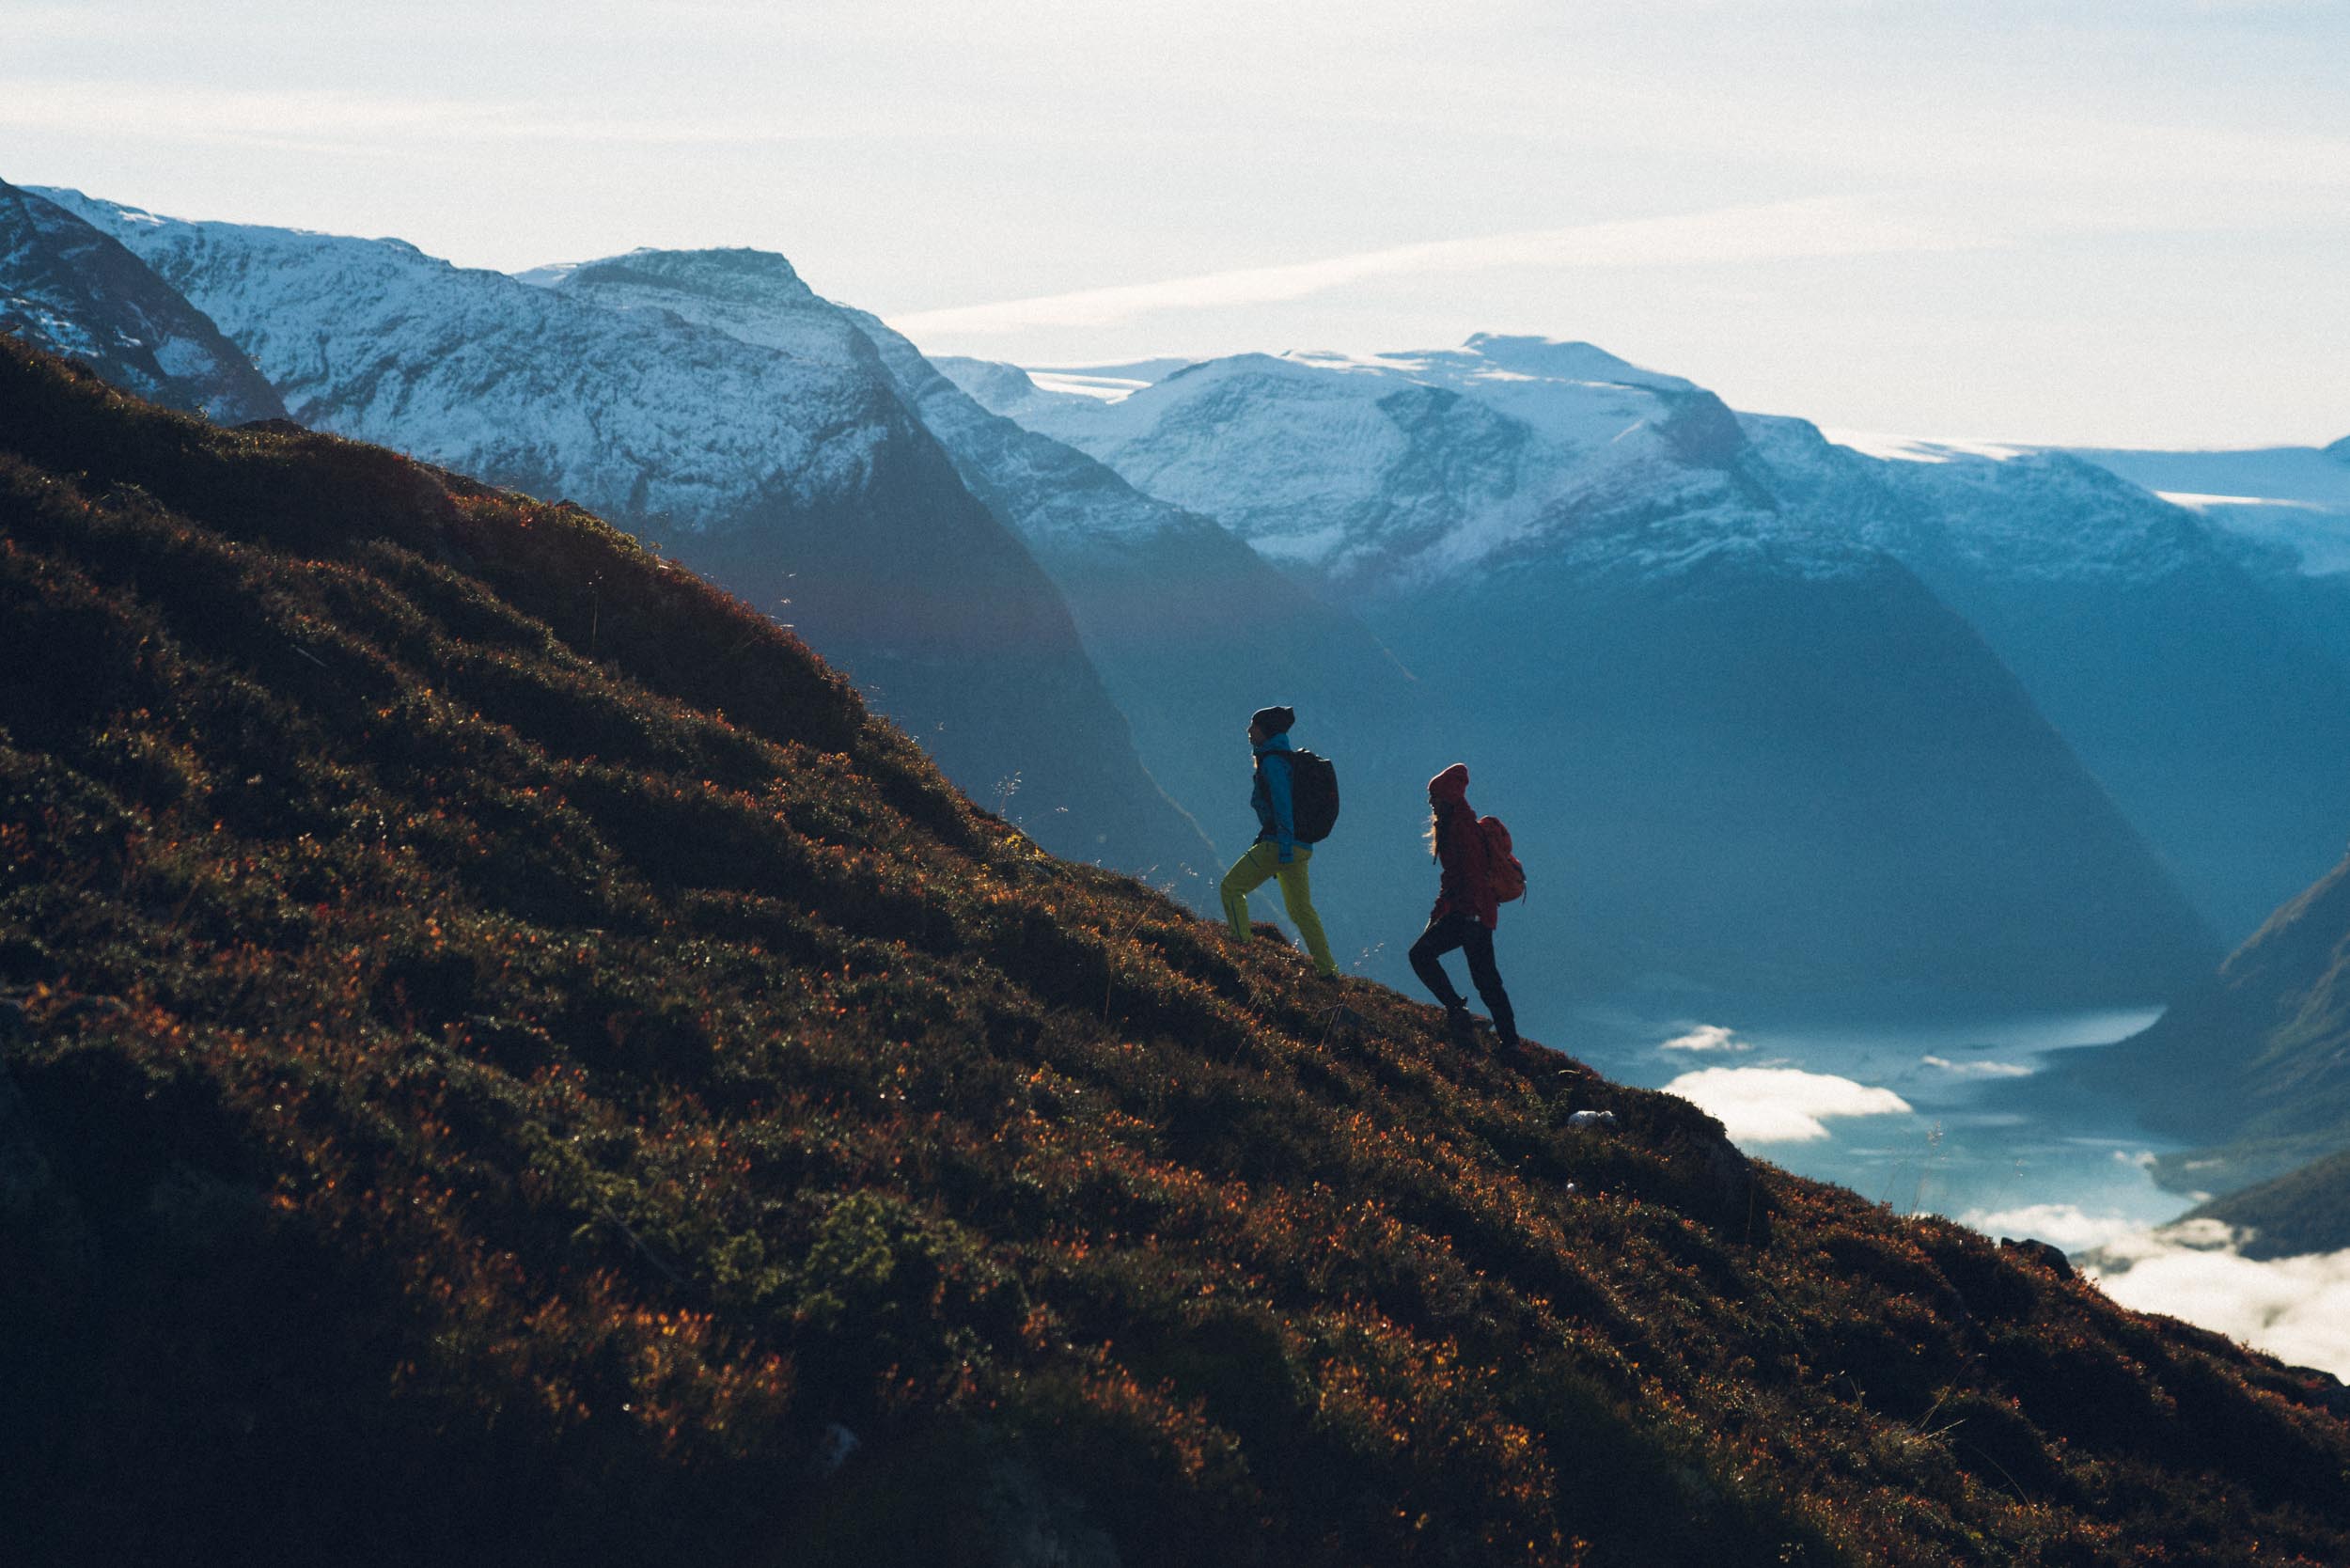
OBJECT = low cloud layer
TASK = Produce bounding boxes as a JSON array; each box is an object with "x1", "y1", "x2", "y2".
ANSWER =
[
  {"x1": 1965, "y1": 1203, "x2": 2350, "y2": 1381},
  {"x1": 1664, "y1": 1066, "x2": 1912, "y2": 1144},
  {"x1": 1658, "y1": 1024, "x2": 1748, "y2": 1054},
  {"x1": 1920, "y1": 1054, "x2": 2032, "y2": 1078}
]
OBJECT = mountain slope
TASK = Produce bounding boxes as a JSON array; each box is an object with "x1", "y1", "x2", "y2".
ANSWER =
[
  {"x1": 0, "y1": 179, "x2": 282, "y2": 424},
  {"x1": 2186, "y1": 1147, "x2": 2350, "y2": 1261},
  {"x1": 1757, "y1": 421, "x2": 2350, "y2": 944},
  {"x1": 2076, "y1": 846, "x2": 2350, "y2": 1179},
  {"x1": 2059, "y1": 440, "x2": 2350, "y2": 684},
  {"x1": 32, "y1": 198, "x2": 1209, "y2": 886},
  {"x1": 8, "y1": 337, "x2": 2348, "y2": 1568},
  {"x1": 2060, "y1": 442, "x2": 2350, "y2": 579}
]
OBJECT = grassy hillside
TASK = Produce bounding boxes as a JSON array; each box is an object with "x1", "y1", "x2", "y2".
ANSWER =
[{"x1": 3, "y1": 337, "x2": 2346, "y2": 1567}]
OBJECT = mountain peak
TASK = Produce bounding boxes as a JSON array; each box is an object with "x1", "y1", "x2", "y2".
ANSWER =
[
  {"x1": 1457, "y1": 333, "x2": 1693, "y2": 390},
  {"x1": 557, "y1": 246, "x2": 817, "y2": 307},
  {"x1": 0, "y1": 179, "x2": 285, "y2": 424}
]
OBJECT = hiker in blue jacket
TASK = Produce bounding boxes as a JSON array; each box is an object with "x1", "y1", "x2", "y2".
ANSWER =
[{"x1": 1219, "y1": 705, "x2": 1337, "y2": 977}]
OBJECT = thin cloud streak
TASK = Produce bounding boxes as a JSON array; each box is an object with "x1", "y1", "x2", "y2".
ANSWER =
[
  {"x1": 888, "y1": 198, "x2": 1989, "y2": 337},
  {"x1": 0, "y1": 81, "x2": 890, "y2": 152}
]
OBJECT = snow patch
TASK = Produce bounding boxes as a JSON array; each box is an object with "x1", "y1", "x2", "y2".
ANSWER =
[
  {"x1": 1820, "y1": 430, "x2": 2033, "y2": 463},
  {"x1": 2154, "y1": 491, "x2": 2305, "y2": 510},
  {"x1": 1026, "y1": 371, "x2": 1148, "y2": 403}
]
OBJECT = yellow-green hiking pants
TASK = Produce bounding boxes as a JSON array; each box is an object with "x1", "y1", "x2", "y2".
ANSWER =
[{"x1": 1219, "y1": 840, "x2": 1336, "y2": 977}]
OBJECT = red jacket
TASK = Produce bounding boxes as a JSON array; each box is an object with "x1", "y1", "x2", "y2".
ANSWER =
[{"x1": 1428, "y1": 763, "x2": 1498, "y2": 929}]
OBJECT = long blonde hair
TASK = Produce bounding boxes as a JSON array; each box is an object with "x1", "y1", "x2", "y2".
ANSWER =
[{"x1": 1426, "y1": 798, "x2": 1457, "y2": 860}]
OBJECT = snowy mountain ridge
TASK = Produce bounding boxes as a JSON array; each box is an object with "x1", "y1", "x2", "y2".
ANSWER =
[
  {"x1": 0, "y1": 181, "x2": 282, "y2": 425},
  {"x1": 949, "y1": 334, "x2": 2271, "y2": 598},
  {"x1": 1737, "y1": 415, "x2": 2255, "y2": 586},
  {"x1": 36, "y1": 189, "x2": 893, "y2": 522},
  {"x1": 948, "y1": 336, "x2": 1880, "y2": 591}
]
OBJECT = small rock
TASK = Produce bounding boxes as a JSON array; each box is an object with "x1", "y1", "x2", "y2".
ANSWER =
[
  {"x1": 814, "y1": 1422, "x2": 860, "y2": 1478},
  {"x1": 1999, "y1": 1236, "x2": 2074, "y2": 1278}
]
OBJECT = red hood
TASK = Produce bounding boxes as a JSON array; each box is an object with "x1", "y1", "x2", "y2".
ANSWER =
[{"x1": 1428, "y1": 762, "x2": 1469, "y2": 806}]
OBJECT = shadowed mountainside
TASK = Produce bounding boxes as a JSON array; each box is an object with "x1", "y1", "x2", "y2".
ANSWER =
[
  {"x1": 4, "y1": 340, "x2": 2346, "y2": 1567},
  {"x1": 2187, "y1": 1147, "x2": 2350, "y2": 1261},
  {"x1": 2075, "y1": 845, "x2": 2350, "y2": 1194}
]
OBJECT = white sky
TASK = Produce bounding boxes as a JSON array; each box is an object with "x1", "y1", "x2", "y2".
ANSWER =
[{"x1": 8, "y1": 0, "x2": 2347, "y2": 446}]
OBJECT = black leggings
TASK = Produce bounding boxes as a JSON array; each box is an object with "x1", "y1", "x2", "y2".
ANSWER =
[{"x1": 1408, "y1": 912, "x2": 1515, "y2": 1040}]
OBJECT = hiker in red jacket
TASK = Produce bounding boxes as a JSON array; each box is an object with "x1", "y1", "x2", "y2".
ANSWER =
[{"x1": 1410, "y1": 762, "x2": 1519, "y2": 1050}]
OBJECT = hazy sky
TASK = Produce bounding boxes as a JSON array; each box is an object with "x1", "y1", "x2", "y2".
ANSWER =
[{"x1": 9, "y1": 0, "x2": 2347, "y2": 445}]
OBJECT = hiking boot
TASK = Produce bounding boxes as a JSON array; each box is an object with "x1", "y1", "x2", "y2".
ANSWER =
[{"x1": 1444, "y1": 1005, "x2": 1478, "y2": 1050}]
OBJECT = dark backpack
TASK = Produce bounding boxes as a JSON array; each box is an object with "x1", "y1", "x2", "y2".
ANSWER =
[
  {"x1": 1278, "y1": 749, "x2": 1340, "y2": 843},
  {"x1": 1479, "y1": 815, "x2": 1526, "y2": 902}
]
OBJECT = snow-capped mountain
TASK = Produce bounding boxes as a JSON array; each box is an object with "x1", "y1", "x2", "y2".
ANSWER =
[
  {"x1": 1358, "y1": 463, "x2": 2217, "y2": 1008},
  {"x1": 2057, "y1": 438, "x2": 2350, "y2": 682},
  {"x1": 37, "y1": 196, "x2": 1210, "y2": 882},
  {"x1": 944, "y1": 336, "x2": 1816, "y2": 594},
  {"x1": 0, "y1": 180, "x2": 282, "y2": 424},
  {"x1": 2057, "y1": 439, "x2": 2350, "y2": 578},
  {"x1": 965, "y1": 337, "x2": 2349, "y2": 951}
]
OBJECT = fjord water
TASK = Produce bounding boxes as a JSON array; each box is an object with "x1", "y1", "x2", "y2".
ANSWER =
[{"x1": 1566, "y1": 999, "x2": 2182, "y2": 1240}]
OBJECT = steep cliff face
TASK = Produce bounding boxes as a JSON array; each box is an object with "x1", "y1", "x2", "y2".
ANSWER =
[
  {"x1": 34, "y1": 200, "x2": 1209, "y2": 883},
  {"x1": 0, "y1": 180, "x2": 282, "y2": 424},
  {"x1": 6, "y1": 337, "x2": 2348, "y2": 1568}
]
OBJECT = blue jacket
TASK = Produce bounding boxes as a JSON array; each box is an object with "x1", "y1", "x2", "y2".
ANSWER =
[{"x1": 1250, "y1": 732, "x2": 1298, "y2": 861}]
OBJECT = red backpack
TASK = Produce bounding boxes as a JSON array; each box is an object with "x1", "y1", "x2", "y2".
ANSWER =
[{"x1": 1479, "y1": 815, "x2": 1527, "y2": 903}]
